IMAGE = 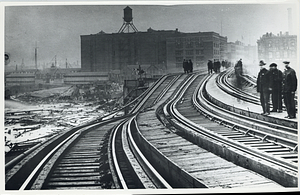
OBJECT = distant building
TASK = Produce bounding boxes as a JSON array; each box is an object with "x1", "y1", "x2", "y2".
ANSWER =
[
  {"x1": 81, "y1": 29, "x2": 227, "y2": 74},
  {"x1": 226, "y1": 41, "x2": 258, "y2": 66},
  {"x1": 257, "y1": 32, "x2": 297, "y2": 64},
  {"x1": 166, "y1": 32, "x2": 227, "y2": 69}
]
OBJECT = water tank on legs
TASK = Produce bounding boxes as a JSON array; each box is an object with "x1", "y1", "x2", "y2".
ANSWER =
[{"x1": 123, "y1": 6, "x2": 133, "y2": 22}]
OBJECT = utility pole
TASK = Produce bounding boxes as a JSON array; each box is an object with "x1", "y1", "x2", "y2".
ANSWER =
[{"x1": 35, "y1": 42, "x2": 38, "y2": 70}]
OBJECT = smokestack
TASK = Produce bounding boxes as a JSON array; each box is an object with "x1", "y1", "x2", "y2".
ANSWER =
[{"x1": 287, "y1": 8, "x2": 292, "y2": 35}]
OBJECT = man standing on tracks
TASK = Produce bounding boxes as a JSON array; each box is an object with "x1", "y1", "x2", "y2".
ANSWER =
[
  {"x1": 188, "y1": 59, "x2": 193, "y2": 73},
  {"x1": 269, "y1": 63, "x2": 283, "y2": 113},
  {"x1": 282, "y1": 61, "x2": 297, "y2": 119},
  {"x1": 207, "y1": 60, "x2": 213, "y2": 74},
  {"x1": 183, "y1": 59, "x2": 188, "y2": 74},
  {"x1": 257, "y1": 60, "x2": 272, "y2": 115}
]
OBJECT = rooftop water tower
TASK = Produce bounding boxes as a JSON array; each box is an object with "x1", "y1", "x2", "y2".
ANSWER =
[{"x1": 118, "y1": 6, "x2": 138, "y2": 33}]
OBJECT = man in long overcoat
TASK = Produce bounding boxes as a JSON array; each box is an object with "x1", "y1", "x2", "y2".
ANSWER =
[
  {"x1": 207, "y1": 60, "x2": 213, "y2": 74},
  {"x1": 257, "y1": 60, "x2": 272, "y2": 115},
  {"x1": 269, "y1": 63, "x2": 283, "y2": 113},
  {"x1": 183, "y1": 59, "x2": 188, "y2": 74},
  {"x1": 188, "y1": 59, "x2": 193, "y2": 73},
  {"x1": 282, "y1": 61, "x2": 297, "y2": 119}
]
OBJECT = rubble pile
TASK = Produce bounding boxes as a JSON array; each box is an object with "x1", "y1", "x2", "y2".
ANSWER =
[{"x1": 5, "y1": 82, "x2": 124, "y2": 154}]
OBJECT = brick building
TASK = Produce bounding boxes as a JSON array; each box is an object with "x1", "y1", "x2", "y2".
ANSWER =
[
  {"x1": 80, "y1": 29, "x2": 227, "y2": 74},
  {"x1": 257, "y1": 32, "x2": 297, "y2": 65}
]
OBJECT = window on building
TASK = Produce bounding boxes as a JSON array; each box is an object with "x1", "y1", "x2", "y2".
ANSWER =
[
  {"x1": 186, "y1": 42, "x2": 193, "y2": 48},
  {"x1": 175, "y1": 50, "x2": 183, "y2": 56},
  {"x1": 176, "y1": 63, "x2": 182, "y2": 68},
  {"x1": 175, "y1": 42, "x2": 183, "y2": 48},
  {"x1": 186, "y1": 50, "x2": 194, "y2": 55},
  {"x1": 269, "y1": 52, "x2": 273, "y2": 58},
  {"x1": 196, "y1": 56, "x2": 201, "y2": 61},
  {"x1": 185, "y1": 56, "x2": 193, "y2": 61},
  {"x1": 291, "y1": 51, "x2": 296, "y2": 57},
  {"x1": 176, "y1": 57, "x2": 183, "y2": 63}
]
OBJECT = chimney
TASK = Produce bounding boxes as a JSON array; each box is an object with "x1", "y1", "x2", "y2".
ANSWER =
[{"x1": 287, "y1": 8, "x2": 292, "y2": 35}]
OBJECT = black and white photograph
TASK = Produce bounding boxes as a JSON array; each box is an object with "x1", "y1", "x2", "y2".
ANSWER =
[{"x1": 2, "y1": 0, "x2": 299, "y2": 194}]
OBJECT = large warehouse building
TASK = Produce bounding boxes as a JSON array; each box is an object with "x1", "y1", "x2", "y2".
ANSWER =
[
  {"x1": 81, "y1": 29, "x2": 227, "y2": 74},
  {"x1": 80, "y1": 6, "x2": 227, "y2": 76}
]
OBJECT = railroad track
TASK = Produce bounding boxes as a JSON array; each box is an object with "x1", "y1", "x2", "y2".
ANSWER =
[
  {"x1": 5, "y1": 73, "x2": 182, "y2": 190},
  {"x1": 219, "y1": 68, "x2": 297, "y2": 110},
  {"x1": 109, "y1": 118, "x2": 172, "y2": 189},
  {"x1": 217, "y1": 69, "x2": 259, "y2": 104},
  {"x1": 135, "y1": 72, "x2": 283, "y2": 188},
  {"x1": 163, "y1": 73, "x2": 297, "y2": 187},
  {"x1": 5, "y1": 71, "x2": 297, "y2": 190}
]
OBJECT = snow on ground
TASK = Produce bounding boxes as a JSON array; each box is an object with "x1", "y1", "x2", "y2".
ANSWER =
[{"x1": 5, "y1": 100, "x2": 107, "y2": 153}]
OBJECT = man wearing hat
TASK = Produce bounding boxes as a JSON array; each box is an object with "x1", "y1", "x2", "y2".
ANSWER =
[
  {"x1": 282, "y1": 61, "x2": 297, "y2": 119},
  {"x1": 257, "y1": 60, "x2": 272, "y2": 115},
  {"x1": 269, "y1": 63, "x2": 283, "y2": 113}
]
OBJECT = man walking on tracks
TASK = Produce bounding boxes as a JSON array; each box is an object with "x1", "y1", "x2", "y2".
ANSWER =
[
  {"x1": 269, "y1": 63, "x2": 283, "y2": 113},
  {"x1": 257, "y1": 60, "x2": 272, "y2": 115},
  {"x1": 282, "y1": 61, "x2": 297, "y2": 119}
]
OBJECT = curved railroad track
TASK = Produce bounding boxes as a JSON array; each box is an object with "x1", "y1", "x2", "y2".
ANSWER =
[
  {"x1": 5, "y1": 73, "x2": 182, "y2": 190},
  {"x1": 5, "y1": 70, "x2": 297, "y2": 190},
  {"x1": 163, "y1": 73, "x2": 297, "y2": 187}
]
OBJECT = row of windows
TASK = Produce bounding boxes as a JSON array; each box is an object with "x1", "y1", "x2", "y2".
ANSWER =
[
  {"x1": 175, "y1": 50, "x2": 204, "y2": 56},
  {"x1": 268, "y1": 51, "x2": 296, "y2": 58},
  {"x1": 175, "y1": 42, "x2": 204, "y2": 48},
  {"x1": 213, "y1": 43, "x2": 220, "y2": 48},
  {"x1": 175, "y1": 37, "x2": 202, "y2": 43},
  {"x1": 213, "y1": 50, "x2": 220, "y2": 55},
  {"x1": 176, "y1": 56, "x2": 205, "y2": 63}
]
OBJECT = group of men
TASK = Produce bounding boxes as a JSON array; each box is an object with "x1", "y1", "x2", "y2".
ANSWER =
[
  {"x1": 257, "y1": 60, "x2": 297, "y2": 119},
  {"x1": 207, "y1": 59, "x2": 230, "y2": 74},
  {"x1": 182, "y1": 59, "x2": 193, "y2": 73}
]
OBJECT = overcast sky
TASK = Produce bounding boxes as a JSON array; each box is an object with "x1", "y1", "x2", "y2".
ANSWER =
[{"x1": 3, "y1": 1, "x2": 299, "y2": 69}]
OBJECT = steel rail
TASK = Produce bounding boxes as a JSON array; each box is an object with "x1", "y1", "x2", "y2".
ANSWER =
[
  {"x1": 167, "y1": 73, "x2": 297, "y2": 172},
  {"x1": 216, "y1": 69, "x2": 259, "y2": 104},
  {"x1": 111, "y1": 120, "x2": 129, "y2": 189},
  {"x1": 196, "y1": 77, "x2": 298, "y2": 164},
  {"x1": 109, "y1": 74, "x2": 179, "y2": 189},
  {"x1": 165, "y1": 74, "x2": 297, "y2": 186},
  {"x1": 214, "y1": 70, "x2": 297, "y2": 134},
  {"x1": 130, "y1": 74, "x2": 181, "y2": 114},
  {"x1": 150, "y1": 74, "x2": 182, "y2": 107},
  {"x1": 110, "y1": 116, "x2": 172, "y2": 189},
  {"x1": 5, "y1": 74, "x2": 171, "y2": 173},
  {"x1": 127, "y1": 117, "x2": 172, "y2": 189},
  {"x1": 19, "y1": 123, "x2": 98, "y2": 190}
]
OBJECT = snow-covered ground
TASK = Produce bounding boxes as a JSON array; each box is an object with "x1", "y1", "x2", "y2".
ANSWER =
[{"x1": 5, "y1": 100, "x2": 106, "y2": 153}]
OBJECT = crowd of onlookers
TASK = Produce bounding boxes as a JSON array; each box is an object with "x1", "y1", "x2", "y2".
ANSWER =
[
  {"x1": 257, "y1": 60, "x2": 297, "y2": 119},
  {"x1": 183, "y1": 58, "x2": 297, "y2": 119}
]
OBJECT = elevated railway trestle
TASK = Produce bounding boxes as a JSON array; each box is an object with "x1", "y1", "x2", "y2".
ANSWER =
[{"x1": 5, "y1": 70, "x2": 298, "y2": 190}]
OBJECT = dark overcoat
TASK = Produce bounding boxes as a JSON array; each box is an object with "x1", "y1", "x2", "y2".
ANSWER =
[
  {"x1": 282, "y1": 68, "x2": 297, "y2": 92},
  {"x1": 269, "y1": 68, "x2": 283, "y2": 92},
  {"x1": 257, "y1": 68, "x2": 272, "y2": 92}
]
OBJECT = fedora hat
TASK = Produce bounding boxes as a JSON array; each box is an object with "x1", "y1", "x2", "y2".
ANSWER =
[
  {"x1": 283, "y1": 61, "x2": 290, "y2": 64},
  {"x1": 259, "y1": 60, "x2": 266, "y2": 66}
]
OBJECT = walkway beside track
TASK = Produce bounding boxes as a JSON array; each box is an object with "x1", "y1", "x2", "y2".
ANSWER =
[{"x1": 206, "y1": 74, "x2": 297, "y2": 122}]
